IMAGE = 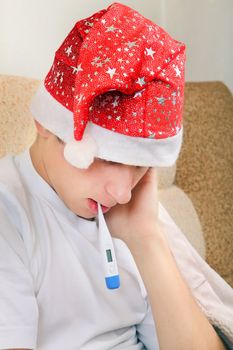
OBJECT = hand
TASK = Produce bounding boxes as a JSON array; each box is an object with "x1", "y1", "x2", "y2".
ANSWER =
[{"x1": 103, "y1": 167, "x2": 161, "y2": 245}]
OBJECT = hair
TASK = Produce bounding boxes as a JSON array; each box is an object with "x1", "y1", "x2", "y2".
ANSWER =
[{"x1": 56, "y1": 136, "x2": 64, "y2": 144}]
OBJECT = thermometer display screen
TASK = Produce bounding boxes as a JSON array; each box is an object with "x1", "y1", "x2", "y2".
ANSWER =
[{"x1": 106, "y1": 249, "x2": 113, "y2": 262}]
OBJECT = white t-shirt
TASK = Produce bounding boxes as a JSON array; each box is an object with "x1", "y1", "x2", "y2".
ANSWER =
[{"x1": 0, "y1": 148, "x2": 159, "y2": 350}]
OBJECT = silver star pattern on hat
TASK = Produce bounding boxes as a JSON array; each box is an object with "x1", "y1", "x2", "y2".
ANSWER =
[{"x1": 44, "y1": 2, "x2": 186, "y2": 142}]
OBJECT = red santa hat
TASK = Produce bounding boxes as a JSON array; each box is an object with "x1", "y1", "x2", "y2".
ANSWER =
[{"x1": 30, "y1": 2, "x2": 186, "y2": 169}]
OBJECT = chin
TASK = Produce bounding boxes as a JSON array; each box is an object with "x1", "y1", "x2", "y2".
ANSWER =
[
  {"x1": 77, "y1": 214, "x2": 96, "y2": 221},
  {"x1": 75, "y1": 207, "x2": 97, "y2": 221}
]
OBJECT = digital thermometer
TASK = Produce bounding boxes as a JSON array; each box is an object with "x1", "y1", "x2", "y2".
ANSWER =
[{"x1": 96, "y1": 202, "x2": 120, "y2": 289}]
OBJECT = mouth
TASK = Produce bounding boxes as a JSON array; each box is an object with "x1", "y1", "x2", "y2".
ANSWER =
[{"x1": 87, "y1": 198, "x2": 111, "y2": 214}]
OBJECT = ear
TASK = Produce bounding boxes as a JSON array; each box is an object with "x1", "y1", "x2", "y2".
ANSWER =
[{"x1": 34, "y1": 120, "x2": 51, "y2": 139}]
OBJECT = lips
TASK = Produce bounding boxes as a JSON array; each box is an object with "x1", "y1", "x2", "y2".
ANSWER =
[{"x1": 88, "y1": 198, "x2": 111, "y2": 214}]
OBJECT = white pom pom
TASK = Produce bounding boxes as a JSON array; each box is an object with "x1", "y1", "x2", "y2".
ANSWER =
[{"x1": 64, "y1": 133, "x2": 98, "y2": 169}]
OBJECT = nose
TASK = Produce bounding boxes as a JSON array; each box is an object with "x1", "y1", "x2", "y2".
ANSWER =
[{"x1": 104, "y1": 167, "x2": 134, "y2": 205}]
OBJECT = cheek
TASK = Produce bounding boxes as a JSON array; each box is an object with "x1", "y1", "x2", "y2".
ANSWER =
[
  {"x1": 45, "y1": 139, "x2": 64, "y2": 165},
  {"x1": 56, "y1": 168, "x2": 88, "y2": 204}
]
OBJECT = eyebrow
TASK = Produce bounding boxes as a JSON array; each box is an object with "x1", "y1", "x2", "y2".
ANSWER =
[{"x1": 57, "y1": 136, "x2": 64, "y2": 144}]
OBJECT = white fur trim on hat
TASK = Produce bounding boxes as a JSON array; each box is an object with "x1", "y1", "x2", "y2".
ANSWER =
[
  {"x1": 30, "y1": 82, "x2": 183, "y2": 168},
  {"x1": 64, "y1": 133, "x2": 98, "y2": 169}
]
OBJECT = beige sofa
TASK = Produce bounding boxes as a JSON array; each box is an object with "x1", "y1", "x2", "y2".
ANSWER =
[{"x1": 0, "y1": 75, "x2": 232, "y2": 287}]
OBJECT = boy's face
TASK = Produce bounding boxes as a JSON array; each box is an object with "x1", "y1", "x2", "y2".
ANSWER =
[{"x1": 31, "y1": 122, "x2": 149, "y2": 221}]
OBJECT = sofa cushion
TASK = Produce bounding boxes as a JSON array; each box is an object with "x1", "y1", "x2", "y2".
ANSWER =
[
  {"x1": 159, "y1": 185, "x2": 206, "y2": 260},
  {"x1": 0, "y1": 75, "x2": 39, "y2": 157},
  {"x1": 176, "y1": 81, "x2": 233, "y2": 287}
]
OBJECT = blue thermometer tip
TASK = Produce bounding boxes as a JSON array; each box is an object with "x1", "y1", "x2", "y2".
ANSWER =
[{"x1": 105, "y1": 275, "x2": 120, "y2": 289}]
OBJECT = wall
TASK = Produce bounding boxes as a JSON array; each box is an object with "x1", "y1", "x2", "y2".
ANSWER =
[{"x1": 0, "y1": 0, "x2": 232, "y2": 91}]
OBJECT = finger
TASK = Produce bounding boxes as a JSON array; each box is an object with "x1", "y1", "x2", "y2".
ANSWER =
[
  {"x1": 131, "y1": 167, "x2": 159, "y2": 208},
  {"x1": 139, "y1": 167, "x2": 158, "y2": 186}
]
